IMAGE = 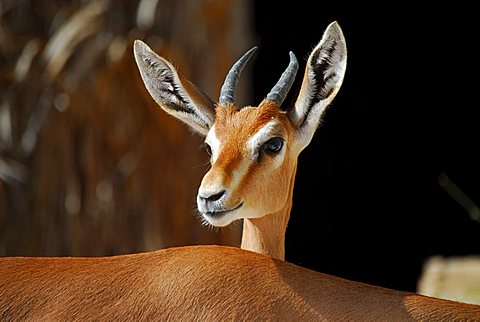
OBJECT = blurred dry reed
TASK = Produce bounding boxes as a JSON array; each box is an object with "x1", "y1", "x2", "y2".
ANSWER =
[{"x1": 0, "y1": 0, "x2": 253, "y2": 256}]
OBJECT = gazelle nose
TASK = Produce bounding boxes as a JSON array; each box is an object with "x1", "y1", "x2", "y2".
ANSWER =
[{"x1": 198, "y1": 190, "x2": 226, "y2": 203}]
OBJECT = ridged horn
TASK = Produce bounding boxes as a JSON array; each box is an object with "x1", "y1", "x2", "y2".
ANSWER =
[
  {"x1": 266, "y1": 51, "x2": 298, "y2": 107},
  {"x1": 219, "y1": 46, "x2": 257, "y2": 105}
]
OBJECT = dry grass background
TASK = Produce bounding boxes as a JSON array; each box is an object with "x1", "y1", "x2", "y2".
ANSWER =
[{"x1": 0, "y1": 0, "x2": 254, "y2": 256}]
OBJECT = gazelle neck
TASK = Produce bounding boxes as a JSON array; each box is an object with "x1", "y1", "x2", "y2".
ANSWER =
[{"x1": 240, "y1": 162, "x2": 297, "y2": 260}]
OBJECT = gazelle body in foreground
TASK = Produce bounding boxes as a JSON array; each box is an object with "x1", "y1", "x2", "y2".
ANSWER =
[
  {"x1": 1, "y1": 22, "x2": 479, "y2": 320},
  {"x1": 1, "y1": 245, "x2": 479, "y2": 321}
]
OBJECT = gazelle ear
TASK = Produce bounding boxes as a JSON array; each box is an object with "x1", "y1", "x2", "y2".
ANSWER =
[
  {"x1": 133, "y1": 40, "x2": 215, "y2": 136},
  {"x1": 290, "y1": 21, "x2": 347, "y2": 150}
]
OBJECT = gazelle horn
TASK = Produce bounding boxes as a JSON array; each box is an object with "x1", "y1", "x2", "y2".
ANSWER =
[
  {"x1": 218, "y1": 47, "x2": 257, "y2": 105},
  {"x1": 266, "y1": 51, "x2": 298, "y2": 107}
]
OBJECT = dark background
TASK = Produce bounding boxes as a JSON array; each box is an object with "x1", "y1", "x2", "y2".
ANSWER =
[
  {"x1": 1, "y1": 0, "x2": 478, "y2": 294},
  {"x1": 253, "y1": 2, "x2": 480, "y2": 292}
]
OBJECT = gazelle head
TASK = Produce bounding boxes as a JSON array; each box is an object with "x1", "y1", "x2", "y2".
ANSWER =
[{"x1": 134, "y1": 21, "x2": 346, "y2": 230}]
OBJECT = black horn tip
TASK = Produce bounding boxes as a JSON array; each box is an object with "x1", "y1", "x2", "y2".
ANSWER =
[
  {"x1": 218, "y1": 46, "x2": 258, "y2": 105},
  {"x1": 246, "y1": 46, "x2": 258, "y2": 55},
  {"x1": 289, "y1": 51, "x2": 298, "y2": 66},
  {"x1": 265, "y1": 50, "x2": 299, "y2": 106}
]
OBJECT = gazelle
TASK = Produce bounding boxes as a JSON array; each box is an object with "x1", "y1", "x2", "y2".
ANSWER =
[
  {"x1": 133, "y1": 21, "x2": 347, "y2": 261},
  {"x1": 1, "y1": 22, "x2": 479, "y2": 320}
]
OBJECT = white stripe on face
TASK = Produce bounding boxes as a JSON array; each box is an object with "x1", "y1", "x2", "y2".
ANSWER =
[
  {"x1": 247, "y1": 120, "x2": 279, "y2": 158},
  {"x1": 246, "y1": 120, "x2": 286, "y2": 169},
  {"x1": 205, "y1": 125, "x2": 221, "y2": 162}
]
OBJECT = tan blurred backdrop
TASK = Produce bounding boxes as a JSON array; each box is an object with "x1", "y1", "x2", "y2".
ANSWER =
[{"x1": 0, "y1": 0, "x2": 254, "y2": 256}]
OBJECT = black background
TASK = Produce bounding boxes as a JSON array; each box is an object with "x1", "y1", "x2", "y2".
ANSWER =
[{"x1": 253, "y1": 2, "x2": 480, "y2": 292}]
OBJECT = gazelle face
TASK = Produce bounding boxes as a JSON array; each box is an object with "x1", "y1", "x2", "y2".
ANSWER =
[
  {"x1": 134, "y1": 21, "x2": 347, "y2": 229},
  {"x1": 197, "y1": 101, "x2": 297, "y2": 226}
]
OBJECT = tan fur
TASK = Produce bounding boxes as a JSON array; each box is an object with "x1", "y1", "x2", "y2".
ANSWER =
[
  {"x1": 1, "y1": 245, "x2": 479, "y2": 321},
  {"x1": 201, "y1": 101, "x2": 297, "y2": 259}
]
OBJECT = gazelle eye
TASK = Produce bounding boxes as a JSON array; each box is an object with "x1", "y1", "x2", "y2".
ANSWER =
[
  {"x1": 201, "y1": 143, "x2": 212, "y2": 156},
  {"x1": 262, "y1": 137, "x2": 284, "y2": 155}
]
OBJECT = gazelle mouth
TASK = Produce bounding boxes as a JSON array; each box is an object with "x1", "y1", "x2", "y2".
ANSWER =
[{"x1": 204, "y1": 202, "x2": 244, "y2": 218}]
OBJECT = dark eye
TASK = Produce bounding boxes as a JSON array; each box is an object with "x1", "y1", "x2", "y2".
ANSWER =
[
  {"x1": 262, "y1": 137, "x2": 284, "y2": 155},
  {"x1": 201, "y1": 142, "x2": 212, "y2": 156}
]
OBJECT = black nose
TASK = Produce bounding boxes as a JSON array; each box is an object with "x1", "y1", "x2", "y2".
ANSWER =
[{"x1": 199, "y1": 190, "x2": 226, "y2": 203}]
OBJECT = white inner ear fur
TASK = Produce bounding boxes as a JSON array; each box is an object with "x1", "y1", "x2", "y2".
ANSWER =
[
  {"x1": 134, "y1": 40, "x2": 214, "y2": 136},
  {"x1": 291, "y1": 22, "x2": 347, "y2": 153},
  {"x1": 294, "y1": 68, "x2": 329, "y2": 151},
  {"x1": 155, "y1": 58, "x2": 213, "y2": 134}
]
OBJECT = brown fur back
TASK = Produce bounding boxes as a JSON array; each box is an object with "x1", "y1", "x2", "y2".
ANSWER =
[{"x1": 2, "y1": 245, "x2": 480, "y2": 321}]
